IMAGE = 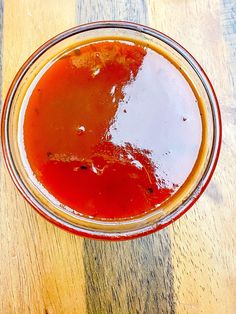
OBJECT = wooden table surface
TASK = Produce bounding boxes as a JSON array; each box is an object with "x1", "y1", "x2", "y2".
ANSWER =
[{"x1": 0, "y1": 0, "x2": 235, "y2": 313}]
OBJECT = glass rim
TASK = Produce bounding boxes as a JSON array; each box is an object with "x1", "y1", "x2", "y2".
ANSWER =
[{"x1": 1, "y1": 21, "x2": 222, "y2": 240}]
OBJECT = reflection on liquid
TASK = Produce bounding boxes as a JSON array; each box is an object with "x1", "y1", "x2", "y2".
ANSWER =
[
  {"x1": 109, "y1": 49, "x2": 202, "y2": 187},
  {"x1": 22, "y1": 40, "x2": 202, "y2": 219}
]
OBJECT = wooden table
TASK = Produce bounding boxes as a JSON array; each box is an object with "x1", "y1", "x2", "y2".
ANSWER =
[{"x1": 0, "y1": 1, "x2": 235, "y2": 313}]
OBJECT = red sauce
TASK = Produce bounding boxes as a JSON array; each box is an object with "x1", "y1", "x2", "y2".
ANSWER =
[{"x1": 23, "y1": 40, "x2": 204, "y2": 219}]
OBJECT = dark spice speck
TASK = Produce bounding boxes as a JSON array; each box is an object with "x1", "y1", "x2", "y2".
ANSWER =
[{"x1": 80, "y1": 165, "x2": 88, "y2": 170}]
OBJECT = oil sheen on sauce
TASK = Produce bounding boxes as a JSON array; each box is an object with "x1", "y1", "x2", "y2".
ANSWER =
[{"x1": 23, "y1": 39, "x2": 204, "y2": 219}]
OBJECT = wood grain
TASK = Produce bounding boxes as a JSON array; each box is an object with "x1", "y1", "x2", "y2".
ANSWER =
[
  {"x1": 77, "y1": 1, "x2": 175, "y2": 313},
  {"x1": 148, "y1": 0, "x2": 236, "y2": 313},
  {"x1": 1, "y1": 1, "x2": 86, "y2": 313},
  {"x1": 83, "y1": 233, "x2": 175, "y2": 314},
  {"x1": 0, "y1": 0, "x2": 2, "y2": 98},
  {"x1": 0, "y1": 0, "x2": 236, "y2": 313},
  {"x1": 77, "y1": 0, "x2": 148, "y2": 23}
]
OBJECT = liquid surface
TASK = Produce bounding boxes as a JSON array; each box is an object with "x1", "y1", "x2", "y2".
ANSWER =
[{"x1": 23, "y1": 39, "x2": 203, "y2": 219}]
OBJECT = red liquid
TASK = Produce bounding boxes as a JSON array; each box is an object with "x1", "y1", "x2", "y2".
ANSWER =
[{"x1": 23, "y1": 40, "x2": 203, "y2": 219}]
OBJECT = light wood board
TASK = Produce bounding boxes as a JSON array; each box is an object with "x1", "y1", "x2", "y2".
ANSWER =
[{"x1": 0, "y1": 0, "x2": 235, "y2": 313}]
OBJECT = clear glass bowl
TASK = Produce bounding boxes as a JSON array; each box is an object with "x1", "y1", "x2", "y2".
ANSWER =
[{"x1": 1, "y1": 21, "x2": 222, "y2": 240}]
